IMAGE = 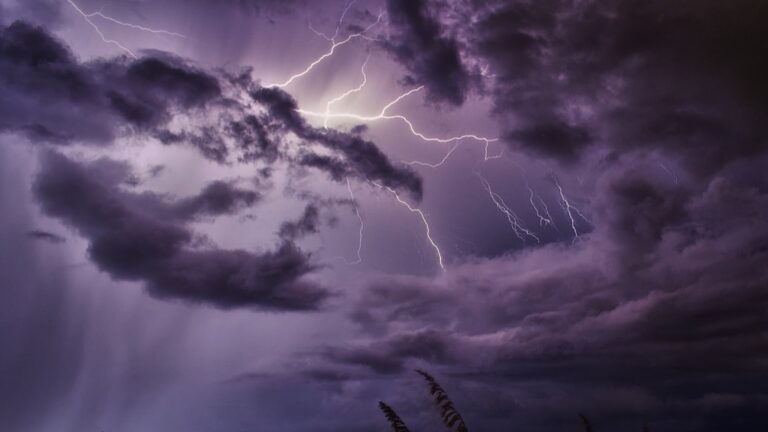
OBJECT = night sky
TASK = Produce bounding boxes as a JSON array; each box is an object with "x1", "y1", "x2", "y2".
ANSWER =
[{"x1": 1, "y1": 0, "x2": 767, "y2": 431}]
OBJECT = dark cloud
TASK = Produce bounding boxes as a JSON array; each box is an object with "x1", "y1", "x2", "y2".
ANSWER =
[
  {"x1": 414, "y1": 0, "x2": 768, "y2": 171},
  {"x1": 26, "y1": 229, "x2": 66, "y2": 244},
  {"x1": 592, "y1": 170, "x2": 689, "y2": 268},
  {"x1": 0, "y1": 19, "x2": 427, "y2": 317},
  {"x1": 298, "y1": 154, "x2": 350, "y2": 182},
  {"x1": 172, "y1": 180, "x2": 260, "y2": 220},
  {"x1": 106, "y1": 54, "x2": 221, "y2": 128},
  {"x1": 505, "y1": 120, "x2": 591, "y2": 164},
  {"x1": 0, "y1": 19, "x2": 422, "y2": 194},
  {"x1": 279, "y1": 204, "x2": 320, "y2": 241},
  {"x1": 251, "y1": 87, "x2": 423, "y2": 200},
  {"x1": 33, "y1": 151, "x2": 329, "y2": 311},
  {"x1": 194, "y1": 0, "x2": 304, "y2": 15},
  {"x1": 0, "y1": 21, "x2": 221, "y2": 143},
  {"x1": 383, "y1": 0, "x2": 471, "y2": 106},
  {"x1": 226, "y1": 114, "x2": 278, "y2": 163},
  {"x1": 0, "y1": 0, "x2": 62, "y2": 28},
  {"x1": 4, "y1": 2, "x2": 766, "y2": 430},
  {"x1": 299, "y1": 328, "x2": 459, "y2": 377}
]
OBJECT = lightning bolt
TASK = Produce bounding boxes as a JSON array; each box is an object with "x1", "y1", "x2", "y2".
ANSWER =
[
  {"x1": 282, "y1": 1, "x2": 500, "y2": 165},
  {"x1": 308, "y1": 0, "x2": 358, "y2": 42},
  {"x1": 528, "y1": 187, "x2": 556, "y2": 228},
  {"x1": 264, "y1": 6, "x2": 383, "y2": 88},
  {"x1": 370, "y1": 182, "x2": 445, "y2": 271},
  {"x1": 554, "y1": 180, "x2": 590, "y2": 242},
  {"x1": 403, "y1": 142, "x2": 461, "y2": 168},
  {"x1": 479, "y1": 63, "x2": 495, "y2": 79},
  {"x1": 657, "y1": 162, "x2": 680, "y2": 185},
  {"x1": 476, "y1": 172, "x2": 539, "y2": 243},
  {"x1": 277, "y1": 0, "x2": 502, "y2": 264},
  {"x1": 298, "y1": 86, "x2": 502, "y2": 162},
  {"x1": 323, "y1": 55, "x2": 370, "y2": 128},
  {"x1": 65, "y1": 0, "x2": 595, "y2": 272},
  {"x1": 67, "y1": 0, "x2": 184, "y2": 59},
  {"x1": 509, "y1": 161, "x2": 557, "y2": 232}
]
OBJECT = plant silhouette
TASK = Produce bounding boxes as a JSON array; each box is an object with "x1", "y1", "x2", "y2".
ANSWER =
[
  {"x1": 378, "y1": 370, "x2": 469, "y2": 432},
  {"x1": 416, "y1": 369, "x2": 469, "y2": 432},
  {"x1": 579, "y1": 413, "x2": 594, "y2": 432},
  {"x1": 378, "y1": 401, "x2": 412, "y2": 432},
  {"x1": 378, "y1": 370, "x2": 649, "y2": 431}
]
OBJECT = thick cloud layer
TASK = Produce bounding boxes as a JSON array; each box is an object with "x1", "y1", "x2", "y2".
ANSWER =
[
  {"x1": 0, "y1": 19, "x2": 423, "y2": 312},
  {"x1": 33, "y1": 151, "x2": 329, "y2": 310},
  {"x1": 0, "y1": 20, "x2": 421, "y2": 197},
  {"x1": 2, "y1": 1, "x2": 768, "y2": 431},
  {"x1": 0, "y1": 21, "x2": 220, "y2": 143},
  {"x1": 383, "y1": 0, "x2": 471, "y2": 106},
  {"x1": 293, "y1": 165, "x2": 768, "y2": 430},
  {"x1": 25, "y1": 229, "x2": 66, "y2": 243},
  {"x1": 252, "y1": 87, "x2": 423, "y2": 199},
  {"x1": 382, "y1": 0, "x2": 768, "y2": 173}
]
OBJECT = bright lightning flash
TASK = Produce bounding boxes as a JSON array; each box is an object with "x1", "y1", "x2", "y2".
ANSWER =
[
  {"x1": 299, "y1": 86, "x2": 503, "y2": 164},
  {"x1": 65, "y1": 0, "x2": 589, "y2": 273},
  {"x1": 323, "y1": 55, "x2": 370, "y2": 128}
]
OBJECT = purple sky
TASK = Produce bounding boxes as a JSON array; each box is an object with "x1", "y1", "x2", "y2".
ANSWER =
[{"x1": 1, "y1": 0, "x2": 767, "y2": 431}]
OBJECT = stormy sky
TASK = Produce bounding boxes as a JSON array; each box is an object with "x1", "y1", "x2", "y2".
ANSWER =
[{"x1": 0, "y1": 0, "x2": 766, "y2": 431}]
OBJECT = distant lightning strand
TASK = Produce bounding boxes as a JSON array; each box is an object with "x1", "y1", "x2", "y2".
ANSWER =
[
  {"x1": 556, "y1": 183, "x2": 579, "y2": 241},
  {"x1": 476, "y1": 173, "x2": 539, "y2": 243},
  {"x1": 554, "y1": 180, "x2": 590, "y2": 242},
  {"x1": 657, "y1": 162, "x2": 680, "y2": 185},
  {"x1": 512, "y1": 162, "x2": 557, "y2": 233},
  {"x1": 539, "y1": 196, "x2": 557, "y2": 231},
  {"x1": 66, "y1": 0, "x2": 184, "y2": 59},
  {"x1": 528, "y1": 187, "x2": 555, "y2": 228},
  {"x1": 346, "y1": 178, "x2": 364, "y2": 264}
]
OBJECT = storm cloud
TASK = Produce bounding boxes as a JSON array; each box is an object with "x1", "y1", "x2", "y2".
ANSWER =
[
  {"x1": 0, "y1": 21, "x2": 220, "y2": 143},
  {"x1": 33, "y1": 151, "x2": 329, "y2": 310},
  {"x1": 382, "y1": 0, "x2": 471, "y2": 106},
  {"x1": 298, "y1": 166, "x2": 768, "y2": 430},
  {"x1": 2, "y1": 0, "x2": 768, "y2": 431},
  {"x1": 381, "y1": 0, "x2": 768, "y2": 172},
  {"x1": 251, "y1": 86, "x2": 424, "y2": 199},
  {"x1": 0, "y1": 20, "x2": 421, "y2": 197}
]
